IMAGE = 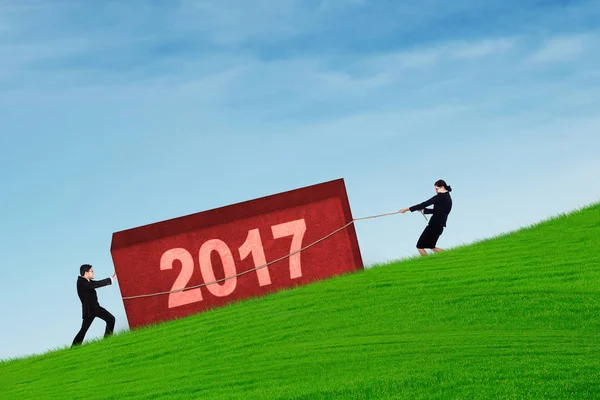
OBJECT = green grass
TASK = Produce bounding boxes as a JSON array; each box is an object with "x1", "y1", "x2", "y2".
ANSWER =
[{"x1": 2, "y1": 201, "x2": 599, "y2": 399}]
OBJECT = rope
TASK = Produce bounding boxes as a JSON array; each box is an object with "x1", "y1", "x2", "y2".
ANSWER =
[{"x1": 121, "y1": 209, "x2": 423, "y2": 300}]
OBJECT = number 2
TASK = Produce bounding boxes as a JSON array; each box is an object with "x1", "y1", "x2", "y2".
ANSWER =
[{"x1": 160, "y1": 248, "x2": 203, "y2": 308}]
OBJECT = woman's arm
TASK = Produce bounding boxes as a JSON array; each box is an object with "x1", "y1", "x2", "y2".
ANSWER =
[
  {"x1": 400, "y1": 194, "x2": 440, "y2": 214},
  {"x1": 409, "y1": 194, "x2": 440, "y2": 212}
]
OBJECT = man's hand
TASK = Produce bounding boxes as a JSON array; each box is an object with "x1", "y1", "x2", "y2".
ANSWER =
[
  {"x1": 112, "y1": 272, "x2": 117, "y2": 280},
  {"x1": 399, "y1": 208, "x2": 410, "y2": 214}
]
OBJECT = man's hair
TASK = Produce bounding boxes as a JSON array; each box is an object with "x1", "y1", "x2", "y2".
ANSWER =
[{"x1": 80, "y1": 264, "x2": 93, "y2": 276}]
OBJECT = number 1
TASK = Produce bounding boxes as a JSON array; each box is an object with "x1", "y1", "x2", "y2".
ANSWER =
[{"x1": 239, "y1": 228, "x2": 272, "y2": 286}]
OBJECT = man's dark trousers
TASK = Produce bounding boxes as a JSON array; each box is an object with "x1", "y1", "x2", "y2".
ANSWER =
[{"x1": 72, "y1": 306, "x2": 115, "y2": 346}]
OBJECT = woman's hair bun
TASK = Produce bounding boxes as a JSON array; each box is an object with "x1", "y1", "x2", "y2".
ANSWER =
[{"x1": 435, "y1": 179, "x2": 452, "y2": 192}]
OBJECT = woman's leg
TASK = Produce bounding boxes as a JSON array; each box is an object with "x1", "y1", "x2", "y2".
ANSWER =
[
  {"x1": 416, "y1": 226, "x2": 432, "y2": 256},
  {"x1": 416, "y1": 226, "x2": 429, "y2": 256},
  {"x1": 431, "y1": 227, "x2": 444, "y2": 253}
]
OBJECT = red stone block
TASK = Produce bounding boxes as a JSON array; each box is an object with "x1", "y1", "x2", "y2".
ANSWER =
[{"x1": 110, "y1": 178, "x2": 363, "y2": 329}]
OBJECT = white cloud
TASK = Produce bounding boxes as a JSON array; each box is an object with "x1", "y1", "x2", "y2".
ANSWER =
[
  {"x1": 368, "y1": 47, "x2": 440, "y2": 71},
  {"x1": 452, "y1": 38, "x2": 515, "y2": 58},
  {"x1": 0, "y1": 38, "x2": 89, "y2": 69},
  {"x1": 317, "y1": 0, "x2": 366, "y2": 12},
  {"x1": 313, "y1": 70, "x2": 395, "y2": 92},
  {"x1": 291, "y1": 103, "x2": 478, "y2": 141},
  {"x1": 175, "y1": 0, "x2": 306, "y2": 45},
  {"x1": 363, "y1": 36, "x2": 516, "y2": 76},
  {"x1": 528, "y1": 34, "x2": 589, "y2": 63}
]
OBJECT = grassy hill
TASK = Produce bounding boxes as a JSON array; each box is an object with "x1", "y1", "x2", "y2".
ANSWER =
[{"x1": 2, "y1": 201, "x2": 599, "y2": 399}]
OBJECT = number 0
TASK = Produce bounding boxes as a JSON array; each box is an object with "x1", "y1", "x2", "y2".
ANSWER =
[{"x1": 199, "y1": 239, "x2": 237, "y2": 297}]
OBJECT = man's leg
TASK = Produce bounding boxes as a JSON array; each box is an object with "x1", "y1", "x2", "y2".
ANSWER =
[
  {"x1": 72, "y1": 318, "x2": 94, "y2": 347},
  {"x1": 96, "y1": 307, "x2": 116, "y2": 338},
  {"x1": 417, "y1": 248, "x2": 427, "y2": 256},
  {"x1": 432, "y1": 247, "x2": 444, "y2": 253}
]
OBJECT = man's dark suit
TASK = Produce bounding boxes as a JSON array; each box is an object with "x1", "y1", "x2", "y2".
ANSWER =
[{"x1": 71, "y1": 276, "x2": 116, "y2": 347}]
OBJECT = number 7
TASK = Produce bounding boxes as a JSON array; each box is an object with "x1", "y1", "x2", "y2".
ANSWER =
[{"x1": 271, "y1": 218, "x2": 306, "y2": 279}]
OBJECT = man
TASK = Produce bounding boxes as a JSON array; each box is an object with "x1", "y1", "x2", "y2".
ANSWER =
[{"x1": 71, "y1": 264, "x2": 117, "y2": 347}]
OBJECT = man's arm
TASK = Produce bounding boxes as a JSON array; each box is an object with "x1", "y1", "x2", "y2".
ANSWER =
[
  {"x1": 81, "y1": 278, "x2": 112, "y2": 290},
  {"x1": 423, "y1": 207, "x2": 434, "y2": 214},
  {"x1": 409, "y1": 194, "x2": 440, "y2": 212}
]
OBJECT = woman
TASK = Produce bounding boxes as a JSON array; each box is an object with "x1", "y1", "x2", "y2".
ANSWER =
[{"x1": 399, "y1": 179, "x2": 453, "y2": 256}]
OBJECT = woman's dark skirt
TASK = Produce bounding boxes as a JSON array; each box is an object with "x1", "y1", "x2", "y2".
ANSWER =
[{"x1": 416, "y1": 224, "x2": 444, "y2": 249}]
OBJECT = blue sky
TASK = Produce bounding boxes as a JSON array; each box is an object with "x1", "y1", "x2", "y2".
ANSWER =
[{"x1": 1, "y1": 0, "x2": 599, "y2": 361}]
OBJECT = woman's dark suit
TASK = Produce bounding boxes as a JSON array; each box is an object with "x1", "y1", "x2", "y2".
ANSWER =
[{"x1": 409, "y1": 192, "x2": 453, "y2": 249}]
